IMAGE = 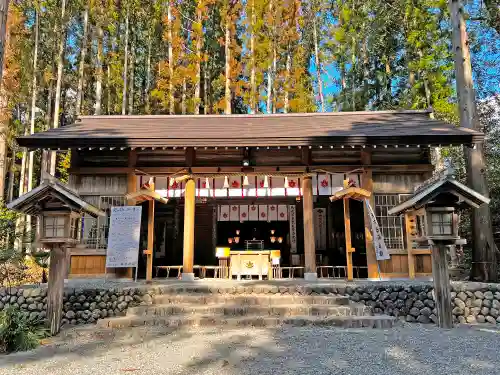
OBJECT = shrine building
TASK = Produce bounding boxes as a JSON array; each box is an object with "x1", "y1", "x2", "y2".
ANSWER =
[{"x1": 16, "y1": 111, "x2": 483, "y2": 281}]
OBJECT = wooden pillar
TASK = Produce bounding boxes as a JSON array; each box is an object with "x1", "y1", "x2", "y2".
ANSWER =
[
  {"x1": 146, "y1": 198, "x2": 154, "y2": 281},
  {"x1": 182, "y1": 178, "x2": 195, "y2": 280},
  {"x1": 361, "y1": 168, "x2": 378, "y2": 279},
  {"x1": 302, "y1": 176, "x2": 316, "y2": 280},
  {"x1": 343, "y1": 197, "x2": 354, "y2": 281},
  {"x1": 431, "y1": 241, "x2": 453, "y2": 328},
  {"x1": 47, "y1": 245, "x2": 69, "y2": 335},
  {"x1": 405, "y1": 212, "x2": 416, "y2": 279}
]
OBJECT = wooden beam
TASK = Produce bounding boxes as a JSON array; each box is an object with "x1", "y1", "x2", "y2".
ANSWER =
[
  {"x1": 68, "y1": 164, "x2": 434, "y2": 175},
  {"x1": 405, "y1": 212, "x2": 416, "y2": 279},
  {"x1": 302, "y1": 176, "x2": 316, "y2": 280},
  {"x1": 301, "y1": 148, "x2": 311, "y2": 165},
  {"x1": 344, "y1": 197, "x2": 354, "y2": 281},
  {"x1": 362, "y1": 168, "x2": 378, "y2": 279},
  {"x1": 185, "y1": 147, "x2": 196, "y2": 167},
  {"x1": 182, "y1": 178, "x2": 196, "y2": 280},
  {"x1": 128, "y1": 149, "x2": 138, "y2": 168},
  {"x1": 47, "y1": 245, "x2": 69, "y2": 335}
]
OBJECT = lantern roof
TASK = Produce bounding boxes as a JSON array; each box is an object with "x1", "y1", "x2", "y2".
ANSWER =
[
  {"x1": 7, "y1": 177, "x2": 105, "y2": 217},
  {"x1": 388, "y1": 169, "x2": 490, "y2": 215}
]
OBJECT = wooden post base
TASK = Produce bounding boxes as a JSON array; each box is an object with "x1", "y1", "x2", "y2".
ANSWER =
[
  {"x1": 431, "y1": 242, "x2": 453, "y2": 329},
  {"x1": 47, "y1": 246, "x2": 69, "y2": 335}
]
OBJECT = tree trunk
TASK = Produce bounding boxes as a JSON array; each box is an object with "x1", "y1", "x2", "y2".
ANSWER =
[
  {"x1": 312, "y1": 16, "x2": 324, "y2": 112},
  {"x1": 107, "y1": 63, "x2": 112, "y2": 114},
  {"x1": 145, "y1": 31, "x2": 152, "y2": 114},
  {"x1": 27, "y1": 5, "x2": 39, "y2": 193},
  {"x1": 0, "y1": 0, "x2": 9, "y2": 81},
  {"x1": 95, "y1": 24, "x2": 104, "y2": 115},
  {"x1": 266, "y1": 0, "x2": 273, "y2": 114},
  {"x1": 50, "y1": 0, "x2": 67, "y2": 176},
  {"x1": 203, "y1": 62, "x2": 209, "y2": 114},
  {"x1": 449, "y1": 0, "x2": 497, "y2": 282},
  {"x1": 193, "y1": 5, "x2": 202, "y2": 115},
  {"x1": 0, "y1": 0, "x2": 10, "y2": 201},
  {"x1": 128, "y1": 35, "x2": 135, "y2": 115},
  {"x1": 362, "y1": 37, "x2": 369, "y2": 109},
  {"x1": 75, "y1": 4, "x2": 88, "y2": 116},
  {"x1": 351, "y1": 36, "x2": 356, "y2": 111},
  {"x1": 26, "y1": 4, "x2": 40, "y2": 249},
  {"x1": 181, "y1": 78, "x2": 186, "y2": 115},
  {"x1": 283, "y1": 49, "x2": 291, "y2": 114},
  {"x1": 224, "y1": 17, "x2": 231, "y2": 114},
  {"x1": 14, "y1": 146, "x2": 27, "y2": 252},
  {"x1": 6, "y1": 155, "x2": 13, "y2": 202},
  {"x1": 121, "y1": 7, "x2": 129, "y2": 115},
  {"x1": 167, "y1": 1, "x2": 174, "y2": 114},
  {"x1": 271, "y1": 45, "x2": 276, "y2": 113},
  {"x1": 249, "y1": 0, "x2": 256, "y2": 114}
]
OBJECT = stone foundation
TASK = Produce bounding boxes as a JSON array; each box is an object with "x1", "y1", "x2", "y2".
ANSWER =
[
  {"x1": 344, "y1": 281, "x2": 500, "y2": 325},
  {"x1": 0, "y1": 286, "x2": 154, "y2": 328},
  {"x1": 1, "y1": 281, "x2": 499, "y2": 328}
]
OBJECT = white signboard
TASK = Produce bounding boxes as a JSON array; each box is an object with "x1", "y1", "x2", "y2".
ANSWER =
[
  {"x1": 106, "y1": 206, "x2": 142, "y2": 268},
  {"x1": 365, "y1": 200, "x2": 391, "y2": 260}
]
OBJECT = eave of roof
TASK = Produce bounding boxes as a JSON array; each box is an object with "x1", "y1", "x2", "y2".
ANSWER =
[{"x1": 16, "y1": 111, "x2": 484, "y2": 149}]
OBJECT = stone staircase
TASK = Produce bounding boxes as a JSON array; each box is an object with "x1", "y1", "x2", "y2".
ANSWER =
[{"x1": 97, "y1": 284, "x2": 397, "y2": 329}]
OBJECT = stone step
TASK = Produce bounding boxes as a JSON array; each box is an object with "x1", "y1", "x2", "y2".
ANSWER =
[
  {"x1": 127, "y1": 303, "x2": 371, "y2": 317},
  {"x1": 152, "y1": 294, "x2": 350, "y2": 306},
  {"x1": 149, "y1": 285, "x2": 344, "y2": 296},
  {"x1": 97, "y1": 314, "x2": 397, "y2": 330}
]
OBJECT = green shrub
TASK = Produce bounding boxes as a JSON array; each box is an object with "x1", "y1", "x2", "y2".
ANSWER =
[{"x1": 0, "y1": 307, "x2": 48, "y2": 353}]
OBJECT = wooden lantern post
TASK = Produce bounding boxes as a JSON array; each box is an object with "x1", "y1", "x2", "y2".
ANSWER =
[
  {"x1": 389, "y1": 169, "x2": 490, "y2": 329},
  {"x1": 7, "y1": 179, "x2": 105, "y2": 335}
]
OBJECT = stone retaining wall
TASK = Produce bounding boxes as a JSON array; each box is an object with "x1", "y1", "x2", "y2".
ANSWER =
[
  {"x1": 1, "y1": 281, "x2": 500, "y2": 327},
  {"x1": 0, "y1": 286, "x2": 154, "y2": 327},
  {"x1": 344, "y1": 281, "x2": 500, "y2": 325}
]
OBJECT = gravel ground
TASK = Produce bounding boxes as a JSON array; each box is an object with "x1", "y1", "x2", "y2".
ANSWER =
[{"x1": 0, "y1": 324, "x2": 498, "y2": 375}]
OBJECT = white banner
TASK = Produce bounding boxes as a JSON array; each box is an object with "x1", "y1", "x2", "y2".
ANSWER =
[
  {"x1": 268, "y1": 204, "x2": 278, "y2": 221},
  {"x1": 317, "y1": 175, "x2": 331, "y2": 196},
  {"x1": 258, "y1": 205, "x2": 268, "y2": 221},
  {"x1": 106, "y1": 206, "x2": 142, "y2": 268},
  {"x1": 249, "y1": 204, "x2": 259, "y2": 221},
  {"x1": 277, "y1": 205, "x2": 288, "y2": 221},
  {"x1": 365, "y1": 199, "x2": 391, "y2": 260},
  {"x1": 314, "y1": 208, "x2": 327, "y2": 250},
  {"x1": 289, "y1": 205, "x2": 297, "y2": 253},
  {"x1": 287, "y1": 177, "x2": 300, "y2": 196},
  {"x1": 229, "y1": 205, "x2": 239, "y2": 221},
  {"x1": 214, "y1": 178, "x2": 227, "y2": 197},
  {"x1": 240, "y1": 205, "x2": 249, "y2": 221},
  {"x1": 219, "y1": 205, "x2": 230, "y2": 221},
  {"x1": 228, "y1": 177, "x2": 242, "y2": 197},
  {"x1": 271, "y1": 177, "x2": 285, "y2": 197}
]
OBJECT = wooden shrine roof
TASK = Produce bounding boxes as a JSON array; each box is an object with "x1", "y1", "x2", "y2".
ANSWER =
[{"x1": 17, "y1": 110, "x2": 483, "y2": 149}]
